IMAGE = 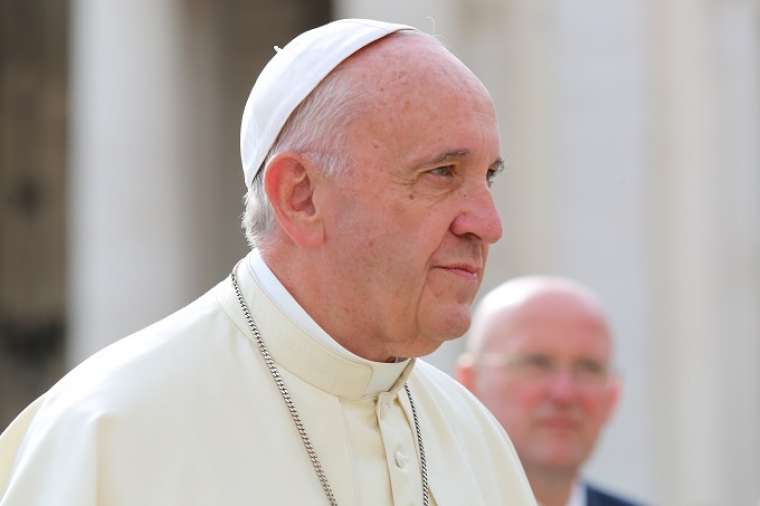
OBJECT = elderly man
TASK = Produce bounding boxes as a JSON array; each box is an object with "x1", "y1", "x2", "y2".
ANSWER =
[
  {"x1": 0, "y1": 19, "x2": 536, "y2": 506},
  {"x1": 456, "y1": 277, "x2": 642, "y2": 506}
]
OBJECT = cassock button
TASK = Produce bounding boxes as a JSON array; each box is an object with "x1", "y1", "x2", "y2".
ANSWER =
[{"x1": 394, "y1": 450, "x2": 408, "y2": 469}]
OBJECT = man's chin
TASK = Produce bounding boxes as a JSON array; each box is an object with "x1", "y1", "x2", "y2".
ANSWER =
[
  {"x1": 387, "y1": 336, "x2": 445, "y2": 359},
  {"x1": 429, "y1": 305, "x2": 472, "y2": 340},
  {"x1": 533, "y1": 444, "x2": 587, "y2": 473}
]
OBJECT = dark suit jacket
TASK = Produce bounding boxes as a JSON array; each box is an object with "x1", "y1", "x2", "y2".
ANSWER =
[{"x1": 586, "y1": 483, "x2": 643, "y2": 506}]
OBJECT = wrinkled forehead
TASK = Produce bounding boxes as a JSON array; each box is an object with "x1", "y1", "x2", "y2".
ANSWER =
[{"x1": 332, "y1": 33, "x2": 499, "y2": 168}]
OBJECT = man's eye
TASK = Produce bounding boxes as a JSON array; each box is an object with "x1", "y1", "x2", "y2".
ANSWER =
[
  {"x1": 508, "y1": 354, "x2": 553, "y2": 375},
  {"x1": 428, "y1": 165, "x2": 455, "y2": 177},
  {"x1": 574, "y1": 359, "x2": 607, "y2": 378},
  {"x1": 486, "y1": 165, "x2": 504, "y2": 187},
  {"x1": 523, "y1": 355, "x2": 553, "y2": 371}
]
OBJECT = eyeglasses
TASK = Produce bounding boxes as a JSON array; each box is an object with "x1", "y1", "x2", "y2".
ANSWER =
[{"x1": 480, "y1": 353, "x2": 612, "y2": 388}]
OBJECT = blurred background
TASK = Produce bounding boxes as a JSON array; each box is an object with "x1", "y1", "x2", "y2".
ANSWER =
[{"x1": 1, "y1": 1, "x2": 758, "y2": 504}]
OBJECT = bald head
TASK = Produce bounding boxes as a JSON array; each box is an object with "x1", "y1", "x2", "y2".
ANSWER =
[{"x1": 467, "y1": 276, "x2": 611, "y2": 360}]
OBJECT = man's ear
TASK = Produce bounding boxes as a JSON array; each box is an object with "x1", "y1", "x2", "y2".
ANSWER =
[
  {"x1": 264, "y1": 152, "x2": 325, "y2": 247},
  {"x1": 455, "y1": 353, "x2": 478, "y2": 394}
]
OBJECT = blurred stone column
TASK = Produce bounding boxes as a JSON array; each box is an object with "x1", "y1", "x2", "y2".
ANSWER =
[
  {"x1": 648, "y1": 0, "x2": 760, "y2": 504},
  {"x1": 68, "y1": 0, "x2": 329, "y2": 364},
  {"x1": 0, "y1": 1, "x2": 68, "y2": 428},
  {"x1": 69, "y1": 1, "x2": 203, "y2": 364}
]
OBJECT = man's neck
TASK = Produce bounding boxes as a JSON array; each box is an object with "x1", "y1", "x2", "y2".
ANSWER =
[
  {"x1": 526, "y1": 466, "x2": 578, "y2": 506},
  {"x1": 260, "y1": 244, "x2": 396, "y2": 362}
]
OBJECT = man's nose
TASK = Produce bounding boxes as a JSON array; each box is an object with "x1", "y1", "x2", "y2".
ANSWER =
[
  {"x1": 450, "y1": 185, "x2": 503, "y2": 244},
  {"x1": 546, "y1": 370, "x2": 581, "y2": 404}
]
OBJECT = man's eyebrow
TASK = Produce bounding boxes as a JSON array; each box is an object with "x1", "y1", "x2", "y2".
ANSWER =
[
  {"x1": 421, "y1": 150, "x2": 504, "y2": 170},
  {"x1": 419, "y1": 149, "x2": 470, "y2": 166}
]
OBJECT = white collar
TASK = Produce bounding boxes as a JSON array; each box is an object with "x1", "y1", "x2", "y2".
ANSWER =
[
  {"x1": 246, "y1": 249, "x2": 409, "y2": 395},
  {"x1": 566, "y1": 481, "x2": 586, "y2": 506}
]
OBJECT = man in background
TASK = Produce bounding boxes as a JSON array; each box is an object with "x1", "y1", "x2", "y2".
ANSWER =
[{"x1": 457, "y1": 277, "x2": 642, "y2": 506}]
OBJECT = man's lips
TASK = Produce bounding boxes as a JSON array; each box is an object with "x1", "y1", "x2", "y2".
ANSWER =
[
  {"x1": 434, "y1": 263, "x2": 481, "y2": 280},
  {"x1": 536, "y1": 417, "x2": 582, "y2": 431}
]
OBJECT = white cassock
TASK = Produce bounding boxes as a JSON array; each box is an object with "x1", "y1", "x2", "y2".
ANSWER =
[{"x1": 0, "y1": 251, "x2": 537, "y2": 505}]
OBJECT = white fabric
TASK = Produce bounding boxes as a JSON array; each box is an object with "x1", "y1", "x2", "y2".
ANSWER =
[
  {"x1": 0, "y1": 255, "x2": 538, "y2": 505},
  {"x1": 240, "y1": 18, "x2": 413, "y2": 189},
  {"x1": 247, "y1": 249, "x2": 408, "y2": 394},
  {"x1": 567, "y1": 481, "x2": 586, "y2": 506}
]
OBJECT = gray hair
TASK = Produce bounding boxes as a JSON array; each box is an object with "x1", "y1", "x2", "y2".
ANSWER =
[
  {"x1": 241, "y1": 60, "x2": 362, "y2": 248},
  {"x1": 241, "y1": 30, "x2": 437, "y2": 248}
]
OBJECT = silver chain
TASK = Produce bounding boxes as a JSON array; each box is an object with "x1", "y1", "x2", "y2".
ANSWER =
[
  {"x1": 230, "y1": 271, "x2": 430, "y2": 505},
  {"x1": 404, "y1": 382, "x2": 431, "y2": 506}
]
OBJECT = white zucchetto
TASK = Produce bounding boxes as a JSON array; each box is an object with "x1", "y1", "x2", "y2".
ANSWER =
[{"x1": 240, "y1": 18, "x2": 413, "y2": 189}]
